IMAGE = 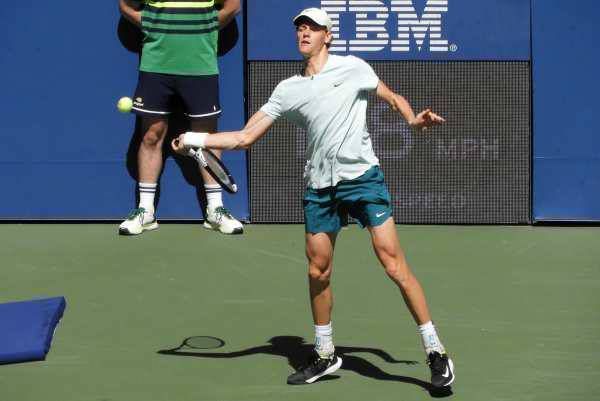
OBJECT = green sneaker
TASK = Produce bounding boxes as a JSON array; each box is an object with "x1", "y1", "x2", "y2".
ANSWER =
[
  {"x1": 203, "y1": 206, "x2": 243, "y2": 234},
  {"x1": 118, "y1": 208, "x2": 159, "y2": 235}
]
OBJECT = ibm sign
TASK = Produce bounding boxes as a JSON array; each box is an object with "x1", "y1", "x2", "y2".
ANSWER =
[{"x1": 322, "y1": 0, "x2": 453, "y2": 53}]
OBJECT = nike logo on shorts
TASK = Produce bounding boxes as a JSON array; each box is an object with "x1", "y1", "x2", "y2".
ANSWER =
[{"x1": 375, "y1": 211, "x2": 386, "y2": 218}]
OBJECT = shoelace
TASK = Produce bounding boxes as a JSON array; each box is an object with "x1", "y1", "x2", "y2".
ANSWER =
[
  {"x1": 427, "y1": 353, "x2": 445, "y2": 373},
  {"x1": 127, "y1": 207, "x2": 146, "y2": 221},
  {"x1": 301, "y1": 353, "x2": 330, "y2": 371},
  {"x1": 213, "y1": 206, "x2": 234, "y2": 223}
]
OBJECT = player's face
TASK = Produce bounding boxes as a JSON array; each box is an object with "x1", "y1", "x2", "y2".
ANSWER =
[{"x1": 295, "y1": 20, "x2": 332, "y2": 57}]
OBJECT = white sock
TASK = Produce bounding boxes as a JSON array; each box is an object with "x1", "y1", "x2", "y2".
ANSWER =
[
  {"x1": 138, "y1": 182, "x2": 157, "y2": 216},
  {"x1": 315, "y1": 322, "x2": 335, "y2": 358},
  {"x1": 418, "y1": 321, "x2": 446, "y2": 355},
  {"x1": 205, "y1": 184, "x2": 223, "y2": 211}
]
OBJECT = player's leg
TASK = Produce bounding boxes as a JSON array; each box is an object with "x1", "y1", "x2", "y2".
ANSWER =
[
  {"x1": 342, "y1": 166, "x2": 454, "y2": 387},
  {"x1": 180, "y1": 74, "x2": 243, "y2": 234},
  {"x1": 138, "y1": 116, "x2": 169, "y2": 185},
  {"x1": 368, "y1": 217, "x2": 431, "y2": 324},
  {"x1": 287, "y1": 189, "x2": 343, "y2": 385},
  {"x1": 306, "y1": 231, "x2": 336, "y2": 336},
  {"x1": 120, "y1": 72, "x2": 172, "y2": 235},
  {"x1": 119, "y1": 116, "x2": 167, "y2": 235},
  {"x1": 342, "y1": 166, "x2": 435, "y2": 324},
  {"x1": 368, "y1": 219, "x2": 454, "y2": 387}
]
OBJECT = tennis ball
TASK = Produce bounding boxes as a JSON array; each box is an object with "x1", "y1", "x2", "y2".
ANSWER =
[{"x1": 117, "y1": 96, "x2": 133, "y2": 113}]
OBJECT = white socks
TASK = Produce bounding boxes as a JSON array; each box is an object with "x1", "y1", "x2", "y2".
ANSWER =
[
  {"x1": 315, "y1": 322, "x2": 335, "y2": 358},
  {"x1": 138, "y1": 183, "x2": 223, "y2": 217},
  {"x1": 418, "y1": 321, "x2": 446, "y2": 355},
  {"x1": 312, "y1": 320, "x2": 445, "y2": 359},
  {"x1": 138, "y1": 182, "x2": 157, "y2": 216},
  {"x1": 205, "y1": 184, "x2": 223, "y2": 211}
]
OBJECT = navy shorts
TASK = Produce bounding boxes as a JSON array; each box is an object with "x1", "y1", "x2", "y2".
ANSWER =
[
  {"x1": 132, "y1": 71, "x2": 221, "y2": 119},
  {"x1": 303, "y1": 166, "x2": 393, "y2": 234}
]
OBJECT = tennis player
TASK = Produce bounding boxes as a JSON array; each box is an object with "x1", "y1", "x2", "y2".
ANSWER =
[{"x1": 172, "y1": 7, "x2": 454, "y2": 387}]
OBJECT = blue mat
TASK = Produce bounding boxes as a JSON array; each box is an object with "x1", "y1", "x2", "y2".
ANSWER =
[{"x1": 0, "y1": 297, "x2": 66, "y2": 365}]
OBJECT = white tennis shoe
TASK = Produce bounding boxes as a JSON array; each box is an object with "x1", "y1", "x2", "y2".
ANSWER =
[
  {"x1": 204, "y1": 206, "x2": 243, "y2": 235},
  {"x1": 118, "y1": 208, "x2": 159, "y2": 235}
]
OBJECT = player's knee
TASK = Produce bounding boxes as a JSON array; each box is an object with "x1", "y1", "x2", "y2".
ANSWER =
[
  {"x1": 142, "y1": 133, "x2": 163, "y2": 147},
  {"x1": 384, "y1": 261, "x2": 411, "y2": 286},
  {"x1": 386, "y1": 265, "x2": 405, "y2": 282},
  {"x1": 385, "y1": 268, "x2": 414, "y2": 291},
  {"x1": 308, "y1": 263, "x2": 331, "y2": 283},
  {"x1": 142, "y1": 126, "x2": 167, "y2": 147}
]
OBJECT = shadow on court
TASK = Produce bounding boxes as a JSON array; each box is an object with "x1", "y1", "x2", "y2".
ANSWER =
[{"x1": 157, "y1": 335, "x2": 453, "y2": 397}]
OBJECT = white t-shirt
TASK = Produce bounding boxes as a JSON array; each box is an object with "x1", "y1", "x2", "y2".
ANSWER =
[{"x1": 260, "y1": 54, "x2": 380, "y2": 189}]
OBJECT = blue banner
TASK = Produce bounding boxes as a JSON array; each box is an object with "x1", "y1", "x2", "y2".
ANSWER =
[
  {"x1": 249, "y1": 0, "x2": 530, "y2": 61},
  {"x1": 532, "y1": 0, "x2": 600, "y2": 222}
]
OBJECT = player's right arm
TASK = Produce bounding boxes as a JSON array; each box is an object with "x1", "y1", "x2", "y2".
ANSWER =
[
  {"x1": 209, "y1": 111, "x2": 275, "y2": 150},
  {"x1": 172, "y1": 111, "x2": 275, "y2": 153},
  {"x1": 119, "y1": 0, "x2": 143, "y2": 27},
  {"x1": 172, "y1": 80, "x2": 286, "y2": 153}
]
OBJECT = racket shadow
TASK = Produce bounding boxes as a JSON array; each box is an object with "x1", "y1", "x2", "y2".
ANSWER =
[{"x1": 157, "y1": 335, "x2": 452, "y2": 396}]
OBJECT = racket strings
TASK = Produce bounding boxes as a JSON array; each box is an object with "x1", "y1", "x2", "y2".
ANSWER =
[
  {"x1": 202, "y1": 150, "x2": 236, "y2": 190},
  {"x1": 183, "y1": 336, "x2": 225, "y2": 349}
]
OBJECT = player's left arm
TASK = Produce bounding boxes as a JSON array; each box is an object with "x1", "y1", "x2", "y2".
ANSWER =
[
  {"x1": 376, "y1": 80, "x2": 445, "y2": 131},
  {"x1": 216, "y1": 0, "x2": 241, "y2": 29}
]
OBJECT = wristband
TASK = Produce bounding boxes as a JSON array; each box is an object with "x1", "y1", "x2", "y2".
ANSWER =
[{"x1": 182, "y1": 131, "x2": 208, "y2": 148}]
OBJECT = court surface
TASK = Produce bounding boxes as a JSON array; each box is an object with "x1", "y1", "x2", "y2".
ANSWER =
[{"x1": 1, "y1": 224, "x2": 599, "y2": 401}]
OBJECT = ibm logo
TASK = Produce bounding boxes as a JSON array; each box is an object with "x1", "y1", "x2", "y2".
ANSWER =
[{"x1": 320, "y1": 0, "x2": 453, "y2": 53}]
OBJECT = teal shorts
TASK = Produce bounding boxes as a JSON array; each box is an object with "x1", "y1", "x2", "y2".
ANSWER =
[{"x1": 303, "y1": 166, "x2": 393, "y2": 234}]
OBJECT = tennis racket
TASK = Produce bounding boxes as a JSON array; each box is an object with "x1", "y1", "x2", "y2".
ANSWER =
[{"x1": 174, "y1": 139, "x2": 238, "y2": 193}]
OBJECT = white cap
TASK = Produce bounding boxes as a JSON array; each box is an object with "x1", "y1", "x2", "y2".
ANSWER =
[{"x1": 293, "y1": 8, "x2": 333, "y2": 31}]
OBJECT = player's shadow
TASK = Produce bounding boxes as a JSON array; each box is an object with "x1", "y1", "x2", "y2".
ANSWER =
[
  {"x1": 157, "y1": 335, "x2": 453, "y2": 397},
  {"x1": 125, "y1": 110, "x2": 209, "y2": 214}
]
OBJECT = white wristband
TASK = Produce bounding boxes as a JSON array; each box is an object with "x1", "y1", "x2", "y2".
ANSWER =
[{"x1": 182, "y1": 131, "x2": 208, "y2": 148}]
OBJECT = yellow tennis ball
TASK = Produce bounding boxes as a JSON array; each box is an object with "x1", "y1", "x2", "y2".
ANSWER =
[{"x1": 117, "y1": 97, "x2": 133, "y2": 113}]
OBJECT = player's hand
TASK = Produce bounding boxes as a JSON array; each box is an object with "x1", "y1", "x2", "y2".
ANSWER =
[
  {"x1": 171, "y1": 132, "x2": 208, "y2": 155},
  {"x1": 409, "y1": 109, "x2": 445, "y2": 132},
  {"x1": 171, "y1": 135, "x2": 188, "y2": 155}
]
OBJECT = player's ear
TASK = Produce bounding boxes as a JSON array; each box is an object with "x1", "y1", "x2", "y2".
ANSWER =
[{"x1": 325, "y1": 30, "x2": 333, "y2": 48}]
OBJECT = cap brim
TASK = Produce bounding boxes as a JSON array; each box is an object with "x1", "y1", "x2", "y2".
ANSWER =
[{"x1": 293, "y1": 15, "x2": 327, "y2": 29}]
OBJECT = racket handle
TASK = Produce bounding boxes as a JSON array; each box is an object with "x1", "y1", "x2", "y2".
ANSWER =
[{"x1": 189, "y1": 148, "x2": 208, "y2": 168}]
